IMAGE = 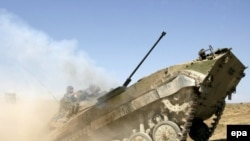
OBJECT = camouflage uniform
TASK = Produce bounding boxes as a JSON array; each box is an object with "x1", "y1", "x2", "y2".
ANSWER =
[{"x1": 59, "y1": 86, "x2": 79, "y2": 118}]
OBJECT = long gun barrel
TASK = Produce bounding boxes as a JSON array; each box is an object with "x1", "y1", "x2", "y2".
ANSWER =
[{"x1": 122, "y1": 31, "x2": 166, "y2": 87}]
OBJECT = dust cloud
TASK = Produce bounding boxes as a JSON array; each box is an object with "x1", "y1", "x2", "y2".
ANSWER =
[
  {"x1": 0, "y1": 9, "x2": 120, "y2": 141},
  {"x1": 0, "y1": 98, "x2": 58, "y2": 141},
  {"x1": 0, "y1": 9, "x2": 118, "y2": 100}
]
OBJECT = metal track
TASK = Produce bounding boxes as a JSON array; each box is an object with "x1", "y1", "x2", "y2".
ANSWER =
[
  {"x1": 208, "y1": 100, "x2": 226, "y2": 137},
  {"x1": 179, "y1": 93, "x2": 198, "y2": 141}
]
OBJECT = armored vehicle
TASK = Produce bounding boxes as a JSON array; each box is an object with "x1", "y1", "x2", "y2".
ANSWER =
[{"x1": 48, "y1": 32, "x2": 246, "y2": 141}]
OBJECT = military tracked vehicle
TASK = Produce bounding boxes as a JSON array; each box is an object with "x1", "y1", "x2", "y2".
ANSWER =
[{"x1": 48, "y1": 32, "x2": 246, "y2": 141}]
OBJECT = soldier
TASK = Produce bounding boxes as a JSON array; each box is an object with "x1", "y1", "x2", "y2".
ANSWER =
[
  {"x1": 59, "y1": 85, "x2": 79, "y2": 119},
  {"x1": 63, "y1": 85, "x2": 77, "y2": 102}
]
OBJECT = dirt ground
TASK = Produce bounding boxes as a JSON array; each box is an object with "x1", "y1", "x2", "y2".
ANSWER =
[
  {"x1": 0, "y1": 98, "x2": 249, "y2": 141},
  {"x1": 209, "y1": 102, "x2": 250, "y2": 140}
]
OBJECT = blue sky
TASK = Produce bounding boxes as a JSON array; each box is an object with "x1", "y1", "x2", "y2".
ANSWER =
[{"x1": 0, "y1": 0, "x2": 249, "y2": 102}]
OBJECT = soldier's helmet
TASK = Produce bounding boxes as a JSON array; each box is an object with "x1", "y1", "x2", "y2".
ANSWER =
[{"x1": 67, "y1": 85, "x2": 74, "y2": 94}]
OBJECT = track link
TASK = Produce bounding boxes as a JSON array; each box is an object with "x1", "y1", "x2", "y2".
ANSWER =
[
  {"x1": 179, "y1": 93, "x2": 198, "y2": 141},
  {"x1": 208, "y1": 100, "x2": 226, "y2": 137}
]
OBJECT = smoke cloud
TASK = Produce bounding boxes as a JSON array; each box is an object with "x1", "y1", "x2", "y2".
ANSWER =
[
  {"x1": 0, "y1": 9, "x2": 118, "y2": 100},
  {"x1": 0, "y1": 9, "x2": 119, "y2": 141}
]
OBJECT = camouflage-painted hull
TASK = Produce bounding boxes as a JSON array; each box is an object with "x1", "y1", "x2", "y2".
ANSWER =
[{"x1": 49, "y1": 48, "x2": 246, "y2": 141}]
